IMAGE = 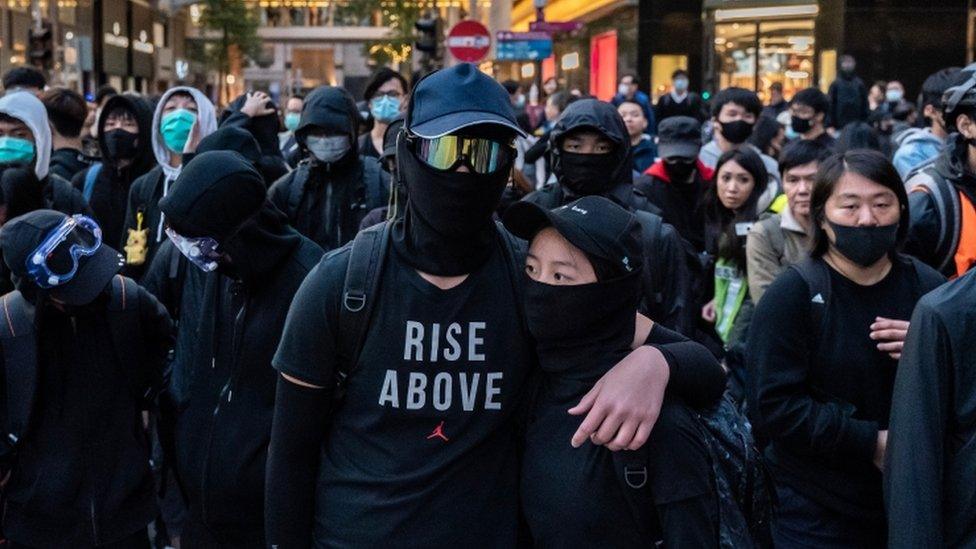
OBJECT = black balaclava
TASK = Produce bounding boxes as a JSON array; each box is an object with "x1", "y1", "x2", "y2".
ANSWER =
[
  {"x1": 392, "y1": 128, "x2": 513, "y2": 277},
  {"x1": 96, "y1": 94, "x2": 155, "y2": 178},
  {"x1": 549, "y1": 99, "x2": 633, "y2": 197},
  {"x1": 525, "y1": 269, "x2": 641, "y2": 383}
]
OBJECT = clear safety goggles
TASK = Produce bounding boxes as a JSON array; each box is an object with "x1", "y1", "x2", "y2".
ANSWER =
[
  {"x1": 412, "y1": 134, "x2": 514, "y2": 174},
  {"x1": 26, "y1": 215, "x2": 102, "y2": 289},
  {"x1": 165, "y1": 227, "x2": 221, "y2": 273}
]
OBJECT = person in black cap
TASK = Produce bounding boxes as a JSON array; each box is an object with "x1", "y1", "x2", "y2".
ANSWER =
[
  {"x1": 146, "y1": 150, "x2": 322, "y2": 548},
  {"x1": 504, "y1": 195, "x2": 721, "y2": 547},
  {"x1": 523, "y1": 98, "x2": 696, "y2": 336},
  {"x1": 267, "y1": 85, "x2": 389, "y2": 252},
  {"x1": 265, "y1": 62, "x2": 726, "y2": 547},
  {"x1": 0, "y1": 209, "x2": 172, "y2": 548}
]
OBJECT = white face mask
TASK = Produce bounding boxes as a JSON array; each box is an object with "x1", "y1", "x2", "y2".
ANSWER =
[
  {"x1": 306, "y1": 135, "x2": 351, "y2": 164},
  {"x1": 618, "y1": 83, "x2": 631, "y2": 96}
]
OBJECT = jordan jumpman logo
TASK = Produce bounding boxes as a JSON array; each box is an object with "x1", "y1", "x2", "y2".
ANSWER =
[{"x1": 426, "y1": 420, "x2": 449, "y2": 442}]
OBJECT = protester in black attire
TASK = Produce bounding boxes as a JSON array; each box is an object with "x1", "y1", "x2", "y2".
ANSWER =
[
  {"x1": 265, "y1": 63, "x2": 723, "y2": 547},
  {"x1": 748, "y1": 150, "x2": 944, "y2": 547},
  {"x1": 147, "y1": 151, "x2": 323, "y2": 547},
  {"x1": 523, "y1": 98, "x2": 695, "y2": 335},
  {"x1": 42, "y1": 88, "x2": 97, "y2": 182},
  {"x1": 218, "y1": 91, "x2": 291, "y2": 185},
  {"x1": 789, "y1": 87, "x2": 836, "y2": 149},
  {"x1": 655, "y1": 69, "x2": 706, "y2": 122},
  {"x1": 71, "y1": 93, "x2": 155, "y2": 251},
  {"x1": 0, "y1": 210, "x2": 173, "y2": 548},
  {"x1": 505, "y1": 195, "x2": 721, "y2": 547},
  {"x1": 828, "y1": 55, "x2": 869, "y2": 130},
  {"x1": 267, "y1": 85, "x2": 388, "y2": 252},
  {"x1": 885, "y1": 268, "x2": 976, "y2": 548}
]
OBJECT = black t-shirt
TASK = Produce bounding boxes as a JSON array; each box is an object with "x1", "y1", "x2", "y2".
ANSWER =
[
  {"x1": 273, "y1": 235, "x2": 532, "y2": 547},
  {"x1": 748, "y1": 257, "x2": 944, "y2": 520}
]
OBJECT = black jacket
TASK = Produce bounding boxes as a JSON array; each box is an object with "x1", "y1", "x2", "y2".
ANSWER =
[
  {"x1": 268, "y1": 86, "x2": 388, "y2": 252},
  {"x1": 72, "y1": 94, "x2": 155, "y2": 250},
  {"x1": 636, "y1": 159, "x2": 713, "y2": 254},
  {"x1": 885, "y1": 269, "x2": 976, "y2": 548},
  {"x1": 219, "y1": 94, "x2": 291, "y2": 185},
  {"x1": 1, "y1": 283, "x2": 173, "y2": 547},
  {"x1": 144, "y1": 203, "x2": 323, "y2": 540},
  {"x1": 122, "y1": 165, "x2": 166, "y2": 279},
  {"x1": 828, "y1": 74, "x2": 869, "y2": 129},
  {"x1": 655, "y1": 92, "x2": 706, "y2": 123},
  {"x1": 48, "y1": 147, "x2": 96, "y2": 183}
]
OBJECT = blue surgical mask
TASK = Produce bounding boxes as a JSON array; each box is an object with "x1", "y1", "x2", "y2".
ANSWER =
[
  {"x1": 371, "y1": 96, "x2": 401, "y2": 123},
  {"x1": 673, "y1": 78, "x2": 689, "y2": 93},
  {"x1": 885, "y1": 89, "x2": 903, "y2": 103},
  {"x1": 306, "y1": 135, "x2": 351, "y2": 164},
  {"x1": 160, "y1": 109, "x2": 197, "y2": 153},
  {"x1": 0, "y1": 136, "x2": 36, "y2": 165},
  {"x1": 284, "y1": 112, "x2": 301, "y2": 132}
]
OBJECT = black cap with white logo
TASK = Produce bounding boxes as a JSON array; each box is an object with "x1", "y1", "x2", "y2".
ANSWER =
[{"x1": 504, "y1": 195, "x2": 642, "y2": 277}]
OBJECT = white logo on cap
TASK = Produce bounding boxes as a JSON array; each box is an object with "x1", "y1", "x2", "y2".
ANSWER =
[{"x1": 570, "y1": 205, "x2": 588, "y2": 215}]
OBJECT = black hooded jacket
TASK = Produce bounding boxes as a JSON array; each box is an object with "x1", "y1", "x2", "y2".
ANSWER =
[
  {"x1": 72, "y1": 94, "x2": 155, "y2": 249},
  {"x1": 268, "y1": 86, "x2": 389, "y2": 252},
  {"x1": 522, "y1": 100, "x2": 695, "y2": 335},
  {"x1": 219, "y1": 94, "x2": 291, "y2": 185},
  {"x1": 49, "y1": 148, "x2": 96, "y2": 183},
  {"x1": 144, "y1": 153, "x2": 323, "y2": 540}
]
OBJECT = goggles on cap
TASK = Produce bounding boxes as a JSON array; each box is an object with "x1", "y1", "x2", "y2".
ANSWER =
[
  {"x1": 165, "y1": 227, "x2": 221, "y2": 273},
  {"x1": 410, "y1": 134, "x2": 515, "y2": 175},
  {"x1": 26, "y1": 215, "x2": 102, "y2": 289}
]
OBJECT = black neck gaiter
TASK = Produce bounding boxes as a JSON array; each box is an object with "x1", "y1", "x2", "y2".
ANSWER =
[
  {"x1": 392, "y1": 137, "x2": 510, "y2": 276},
  {"x1": 525, "y1": 270, "x2": 641, "y2": 383}
]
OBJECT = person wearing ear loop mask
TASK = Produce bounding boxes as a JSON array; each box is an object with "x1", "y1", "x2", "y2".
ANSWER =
[
  {"x1": 121, "y1": 86, "x2": 217, "y2": 280},
  {"x1": 504, "y1": 195, "x2": 723, "y2": 548},
  {"x1": 267, "y1": 85, "x2": 389, "y2": 252},
  {"x1": 748, "y1": 150, "x2": 945, "y2": 548},
  {"x1": 359, "y1": 68, "x2": 409, "y2": 159},
  {"x1": 699, "y1": 87, "x2": 781, "y2": 185}
]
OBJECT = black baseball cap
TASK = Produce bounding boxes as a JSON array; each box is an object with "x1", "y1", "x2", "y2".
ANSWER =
[
  {"x1": 503, "y1": 196, "x2": 642, "y2": 277},
  {"x1": 408, "y1": 63, "x2": 527, "y2": 139},
  {"x1": 0, "y1": 209, "x2": 123, "y2": 305},
  {"x1": 657, "y1": 116, "x2": 702, "y2": 160}
]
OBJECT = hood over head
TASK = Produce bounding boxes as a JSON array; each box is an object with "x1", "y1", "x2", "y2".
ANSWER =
[
  {"x1": 0, "y1": 91, "x2": 51, "y2": 180},
  {"x1": 151, "y1": 86, "x2": 218, "y2": 181},
  {"x1": 295, "y1": 86, "x2": 359, "y2": 153},
  {"x1": 97, "y1": 93, "x2": 155, "y2": 178},
  {"x1": 196, "y1": 126, "x2": 262, "y2": 165},
  {"x1": 549, "y1": 99, "x2": 634, "y2": 189},
  {"x1": 221, "y1": 92, "x2": 284, "y2": 158}
]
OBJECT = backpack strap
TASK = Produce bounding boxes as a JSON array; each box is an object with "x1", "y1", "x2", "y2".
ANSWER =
[
  {"x1": 0, "y1": 292, "x2": 38, "y2": 453},
  {"x1": 82, "y1": 162, "x2": 103, "y2": 203},
  {"x1": 789, "y1": 258, "x2": 831, "y2": 350},
  {"x1": 908, "y1": 167, "x2": 960, "y2": 274},
  {"x1": 286, "y1": 162, "x2": 311, "y2": 220},
  {"x1": 634, "y1": 210, "x2": 665, "y2": 307},
  {"x1": 611, "y1": 445, "x2": 655, "y2": 539},
  {"x1": 106, "y1": 275, "x2": 155, "y2": 404},
  {"x1": 335, "y1": 221, "x2": 391, "y2": 395}
]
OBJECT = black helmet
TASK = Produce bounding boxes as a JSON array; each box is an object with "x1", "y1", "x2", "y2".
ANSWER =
[{"x1": 941, "y1": 62, "x2": 976, "y2": 131}]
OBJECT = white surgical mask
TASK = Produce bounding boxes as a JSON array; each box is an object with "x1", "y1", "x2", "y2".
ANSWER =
[
  {"x1": 306, "y1": 135, "x2": 351, "y2": 164},
  {"x1": 886, "y1": 89, "x2": 904, "y2": 103},
  {"x1": 618, "y1": 83, "x2": 630, "y2": 96}
]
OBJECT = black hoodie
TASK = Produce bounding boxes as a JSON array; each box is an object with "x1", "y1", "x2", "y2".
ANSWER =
[
  {"x1": 219, "y1": 93, "x2": 290, "y2": 185},
  {"x1": 268, "y1": 86, "x2": 388, "y2": 252},
  {"x1": 72, "y1": 94, "x2": 155, "y2": 249},
  {"x1": 49, "y1": 147, "x2": 96, "y2": 183},
  {"x1": 522, "y1": 100, "x2": 695, "y2": 336},
  {"x1": 147, "y1": 153, "x2": 323, "y2": 542}
]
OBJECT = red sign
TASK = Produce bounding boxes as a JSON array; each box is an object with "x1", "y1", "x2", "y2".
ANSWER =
[{"x1": 447, "y1": 20, "x2": 491, "y2": 63}]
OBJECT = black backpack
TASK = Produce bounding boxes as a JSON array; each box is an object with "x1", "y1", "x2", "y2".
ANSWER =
[{"x1": 0, "y1": 275, "x2": 155, "y2": 459}]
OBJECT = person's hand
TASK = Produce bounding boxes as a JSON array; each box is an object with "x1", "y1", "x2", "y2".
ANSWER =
[
  {"x1": 874, "y1": 430, "x2": 888, "y2": 471},
  {"x1": 701, "y1": 299, "x2": 716, "y2": 323},
  {"x1": 241, "y1": 91, "x2": 275, "y2": 118},
  {"x1": 182, "y1": 118, "x2": 202, "y2": 155},
  {"x1": 568, "y1": 346, "x2": 670, "y2": 452},
  {"x1": 870, "y1": 317, "x2": 910, "y2": 360}
]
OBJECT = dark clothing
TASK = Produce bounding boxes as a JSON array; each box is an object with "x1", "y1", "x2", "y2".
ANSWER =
[
  {"x1": 762, "y1": 100, "x2": 788, "y2": 119},
  {"x1": 748, "y1": 258, "x2": 944, "y2": 523},
  {"x1": 773, "y1": 482, "x2": 886, "y2": 548},
  {"x1": 809, "y1": 132, "x2": 837, "y2": 150},
  {"x1": 2, "y1": 287, "x2": 173, "y2": 548},
  {"x1": 636, "y1": 159, "x2": 714, "y2": 253},
  {"x1": 280, "y1": 134, "x2": 302, "y2": 168},
  {"x1": 122, "y1": 166, "x2": 166, "y2": 279},
  {"x1": 44, "y1": 173, "x2": 91, "y2": 216},
  {"x1": 828, "y1": 75, "x2": 869, "y2": 129},
  {"x1": 885, "y1": 269, "x2": 976, "y2": 548},
  {"x1": 49, "y1": 147, "x2": 96, "y2": 183},
  {"x1": 655, "y1": 92, "x2": 706, "y2": 123},
  {"x1": 144, "y1": 206, "x2": 323, "y2": 544},
  {"x1": 358, "y1": 132, "x2": 381, "y2": 159},
  {"x1": 6, "y1": 528, "x2": 151, "y2": 549},
  {"x1": 631, "y1": 135, "x2": 657, "y2": 173},
  {"x1": 218, "y1": 94, "x2": 291, "y2": 185}
]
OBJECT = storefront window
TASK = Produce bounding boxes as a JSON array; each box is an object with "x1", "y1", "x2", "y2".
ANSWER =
[{"x1": 651, "y1": 54, "x2": 688, "y2": 101}]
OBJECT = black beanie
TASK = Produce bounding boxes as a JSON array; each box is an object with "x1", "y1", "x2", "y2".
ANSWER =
[
  {"x1": 196, "y1": 126, "x2": 262, "y2": 164},
  {"x1": 159, "y1": 150, "x2": 266, "y2": 240}
]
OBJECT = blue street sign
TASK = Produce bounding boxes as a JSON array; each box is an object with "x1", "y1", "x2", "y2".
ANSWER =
[{"x1": 495, "y1": 31, "x2": 553, "y2": 61}]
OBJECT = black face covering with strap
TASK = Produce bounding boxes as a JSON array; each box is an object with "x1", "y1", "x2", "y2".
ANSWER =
[
  {"x1": 524, "y1": 269, "x2": 641, "y2": 382},
  {"x1": 392, "y1": 136, "x2": 511, "y2": 277}
]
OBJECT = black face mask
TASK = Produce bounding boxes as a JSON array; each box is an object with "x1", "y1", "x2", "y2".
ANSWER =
[
  {"x1": 525, "y1": 271, "x2": 641, "y2": 379},
  {"x1": 791, "y1": 116, "x2": 813, "y2": 135},
  {"x1": 103, "y1": 129, "x2": 139, "y2": 161},
  {"x1": 393, "y1": 136, "x2": 511, "y2": 276},
  {"x1": 828, "y1": 221, "x2": 899, "y2": 267},
  {"x1": 719, "y1": 120, "x2": 753, "y2": 144},
  {"x1": 664, "y1": 158, "x2": 697, "y2": 182},
  {"x1": 557, "y1": 151, "x2": 619, "y2": 195}
]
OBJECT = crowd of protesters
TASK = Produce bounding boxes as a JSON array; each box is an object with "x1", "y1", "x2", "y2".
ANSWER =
[{"x1": 0, "y1": 55, "x2": 973, "y2": 549}]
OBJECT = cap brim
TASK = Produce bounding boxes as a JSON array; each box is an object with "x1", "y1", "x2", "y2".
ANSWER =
[
  {"x1": 412, "y1": 110, "x2": 528, "y2": 139},
  {"x1": 657, "y1": 141, "x2": 701, "y2": 160},
  {"x1": 49, "y1": 245, "x2": 123, "y2": 306},
  {"x1": 502, "y1": 201, "x2": 610, "y2": 264}
]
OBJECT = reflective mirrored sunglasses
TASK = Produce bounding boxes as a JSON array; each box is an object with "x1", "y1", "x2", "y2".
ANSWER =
[{"x1": 412, "y1": 134, "x2": 514, "y2": 174}]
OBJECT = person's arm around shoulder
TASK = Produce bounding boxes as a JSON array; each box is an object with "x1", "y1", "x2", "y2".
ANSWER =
[
  {"x1": 266, "y1": 250, "x2": 347, "y2": 547},
  {"x1": 745, "y1": 217, "x2": 781, "y2": 304},
  {"x1": 640, "y1": 317, "x2": 726, "y2": 409}
]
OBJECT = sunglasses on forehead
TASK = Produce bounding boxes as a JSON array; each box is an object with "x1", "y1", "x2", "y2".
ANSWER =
[{"x1": 408, "y1": 133, "x2": 515, "y2": 175}]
